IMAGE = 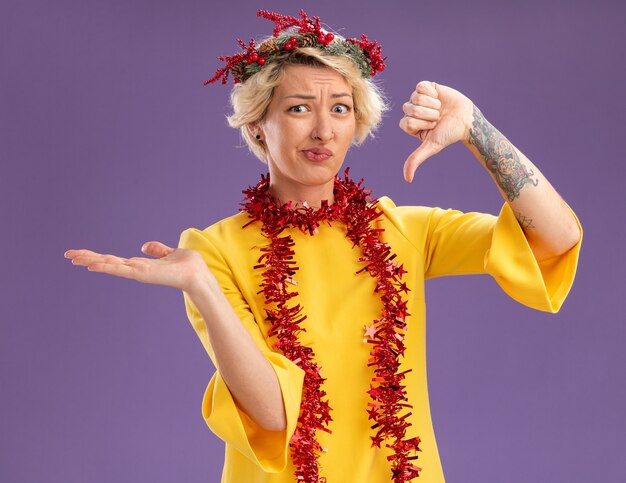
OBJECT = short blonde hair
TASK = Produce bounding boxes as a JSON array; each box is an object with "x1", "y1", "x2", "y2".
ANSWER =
[{"x1": 226, "y1": 38, "x2": 389, "y2": 162}]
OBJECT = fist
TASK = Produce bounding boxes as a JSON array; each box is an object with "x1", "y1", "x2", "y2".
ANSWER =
[{"x1": 399, "y1": 80, "x2": 474, "y2": 182}]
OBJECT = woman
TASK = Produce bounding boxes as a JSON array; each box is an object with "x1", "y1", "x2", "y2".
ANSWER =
[{"x1": 64, "y1": 10, "x2": 582, "y2": 483}]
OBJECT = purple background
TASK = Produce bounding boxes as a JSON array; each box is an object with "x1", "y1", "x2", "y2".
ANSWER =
[{"x1": 2, "y1": 0, "x2": 624, "y2": 481}]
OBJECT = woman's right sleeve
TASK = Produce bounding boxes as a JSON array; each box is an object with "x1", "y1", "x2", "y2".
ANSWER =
[{"x1": 177, "y1": 227, "x2": 305, "y2": 473}]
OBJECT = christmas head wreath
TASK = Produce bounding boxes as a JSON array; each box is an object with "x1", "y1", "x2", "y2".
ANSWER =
[{"x1": 204, "y1": 9, "x2": 386, "y2": 85}]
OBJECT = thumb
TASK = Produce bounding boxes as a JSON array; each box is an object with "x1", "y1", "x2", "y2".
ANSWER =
[
  {"x1": 403, "y1": 141, "x2": 442, "y2": 183},
  {"x1": 141, "y1": 241, "x2": 175, "y2": 258}
]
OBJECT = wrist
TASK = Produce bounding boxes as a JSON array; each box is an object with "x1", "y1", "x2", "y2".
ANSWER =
[
  {"x1": 462, "y1": 103, "x2": 478, "y2": 146},
  {"x1": 185, "y1": 268, "x2": 220, "y2": 301}
]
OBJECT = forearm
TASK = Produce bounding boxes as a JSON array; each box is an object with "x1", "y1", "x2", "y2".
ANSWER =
[
  {"x1": 463, "y1": 105, "x2": 581, "y2": 261},
  {"x1": 185, "y1": 272, "x2": 287, "y2": 432}
]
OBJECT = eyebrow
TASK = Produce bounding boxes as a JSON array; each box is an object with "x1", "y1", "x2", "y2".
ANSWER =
[{"x1": 282, "y1": 93, "x2": 353, "y2": 100}]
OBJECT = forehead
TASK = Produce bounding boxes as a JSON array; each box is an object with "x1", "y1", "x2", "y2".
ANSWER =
[{"x1": 276, "y1": 64, "x2": 351, "y2": 94}]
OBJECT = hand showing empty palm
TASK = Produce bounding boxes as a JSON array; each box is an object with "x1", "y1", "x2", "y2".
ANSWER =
[{"x1": 64, "y1": 241, "x2": 210, "y2": 294}]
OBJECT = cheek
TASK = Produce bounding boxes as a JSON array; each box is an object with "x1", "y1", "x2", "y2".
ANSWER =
[
  {"x1": 268, "y1": 119, "x2": 294, "y2": 140},
  {"x1": 339, "y1": 120, "x2": 357, "y2": 146},
  {"x1": 262, "y1": 123, "x2": 285, "y2": 154},
  {"x1": 265, "y1": 129, "x2": 296, "y2": 162},
  {"x1": 278, "y1": 123, "x2": 308, "y2": 148}
]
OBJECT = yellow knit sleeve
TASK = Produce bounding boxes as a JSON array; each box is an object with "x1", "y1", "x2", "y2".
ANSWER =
[
  {"x1": 177, "y1": 227, "x2": 305, "y2": 473},
  {"x1": 377, "y1": 196, "x2": 582, "y2": 313}
]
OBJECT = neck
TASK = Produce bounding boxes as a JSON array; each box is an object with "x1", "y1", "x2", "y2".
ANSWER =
[{"x1": 268, "y1": 179, "x2": 336, "y2": 210}]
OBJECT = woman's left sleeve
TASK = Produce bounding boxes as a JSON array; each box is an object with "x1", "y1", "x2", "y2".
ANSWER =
[
  {"x1": 484, "y1": 202, "x2": 583, "y2": 312},
  {"x1": 382, "y1": 195, "x2": 583, "y2": 313}
]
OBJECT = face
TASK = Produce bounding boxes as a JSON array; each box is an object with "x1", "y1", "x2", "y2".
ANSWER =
[{"x1": 256, "y1": 64, "x2": 356, "y2": 204}]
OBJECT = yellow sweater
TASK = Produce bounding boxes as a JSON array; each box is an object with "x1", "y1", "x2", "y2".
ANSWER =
[{"x1": 178, "y1": 196, "x2": 582, "y2": 483}]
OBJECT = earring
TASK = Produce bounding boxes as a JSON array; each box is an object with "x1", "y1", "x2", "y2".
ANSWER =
[{"x1": 256, "y1": 134, "x2": 261, "y2": 140}]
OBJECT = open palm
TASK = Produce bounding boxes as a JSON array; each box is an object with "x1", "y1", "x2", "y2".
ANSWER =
[{"x1": 64, "y1": 241, "x2": 208, "y2": 294}]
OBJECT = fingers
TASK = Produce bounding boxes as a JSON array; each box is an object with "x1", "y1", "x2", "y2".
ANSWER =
[
  {"x1": 68, "y1": 251, "x2": 127, "y2": 268},
  {"x1": 64, "y1": 249, "x2": 100, "y2": 258},
  {"x1": 141, "y1": 241, "x2": 175, "y2": 258},
  {"x1": 403, "y1": 142, "x2": 444, "y2": 183},
  {"x1": 64, "y1": 249, "x2": 150, "y2": 281},
  {"x1": 64, "y1": 249, "x2": 119, "y2": 263},
  {"x1": 65, "y1": 241, "x2": 174, "y2": 266},
  {"x1": 400, "y1": 80, "x2": 441, "y2": 137},
  {"x1": 83, "y1": 260, "x2": 139, "y2": 278},
  {"x1": 399, "y1": 116, "x2": 436, "y2": 136},
  {"x1": 402, "y1": 102, "x2": 439, "y2": 121},
  {"x1": 416, "y1": 80, "x2": 439, "y2": 98},
  {"x1": 408, "y1": 91, "x2": 441, "y2": 109}
]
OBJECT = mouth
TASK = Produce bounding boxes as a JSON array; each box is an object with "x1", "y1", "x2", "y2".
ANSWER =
[{"x1": 301, "y1": 147, "x2": 334, "y2": 162}]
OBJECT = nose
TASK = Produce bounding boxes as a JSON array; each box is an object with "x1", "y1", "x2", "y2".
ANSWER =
[{"x1": 311, "y1": 112, "x2": 334, "y2": 142}]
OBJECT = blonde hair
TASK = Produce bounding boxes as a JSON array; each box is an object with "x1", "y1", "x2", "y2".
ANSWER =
[{"x1": 226, "y1": 39, "x2": 389, "y2": 162}]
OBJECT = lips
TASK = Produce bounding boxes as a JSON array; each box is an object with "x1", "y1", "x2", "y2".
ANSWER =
[{"x1": 301, "y1": 147, "x2": 334, "y2": 161}]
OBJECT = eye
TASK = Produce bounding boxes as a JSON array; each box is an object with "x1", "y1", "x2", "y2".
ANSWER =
[
  {"x1": 288, "y1": 105, "x2": 308, "y2": 113},
  {"x1": 332, "y1": 104, "x2": 351, "y2": 114}
]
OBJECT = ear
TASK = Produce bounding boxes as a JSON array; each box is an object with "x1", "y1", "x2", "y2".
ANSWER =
[{"x1": 246, "y1": 122, "x2": 262, "y2": 139}]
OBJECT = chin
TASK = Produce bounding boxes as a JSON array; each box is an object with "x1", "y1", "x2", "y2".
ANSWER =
[{"x1": 298, "y1": 163, "x2": 342, "y2": 183}]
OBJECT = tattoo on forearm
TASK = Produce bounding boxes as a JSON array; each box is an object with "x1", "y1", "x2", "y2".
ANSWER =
[
  {"x1": 468, "y1": 105, "x2": 538, "y2": 201},
  {"x1": 514, "y1": 211, "x2": 535, "y2": 229}
]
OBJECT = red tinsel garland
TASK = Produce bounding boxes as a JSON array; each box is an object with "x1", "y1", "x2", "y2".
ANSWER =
[{"x1": 240, "y1": 168, "x2": 422, "y2": 482}]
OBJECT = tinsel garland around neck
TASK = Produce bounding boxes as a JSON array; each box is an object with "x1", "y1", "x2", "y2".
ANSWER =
[{"x1": 240, "y1": 168, "x2": 422, "y2": 482}]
